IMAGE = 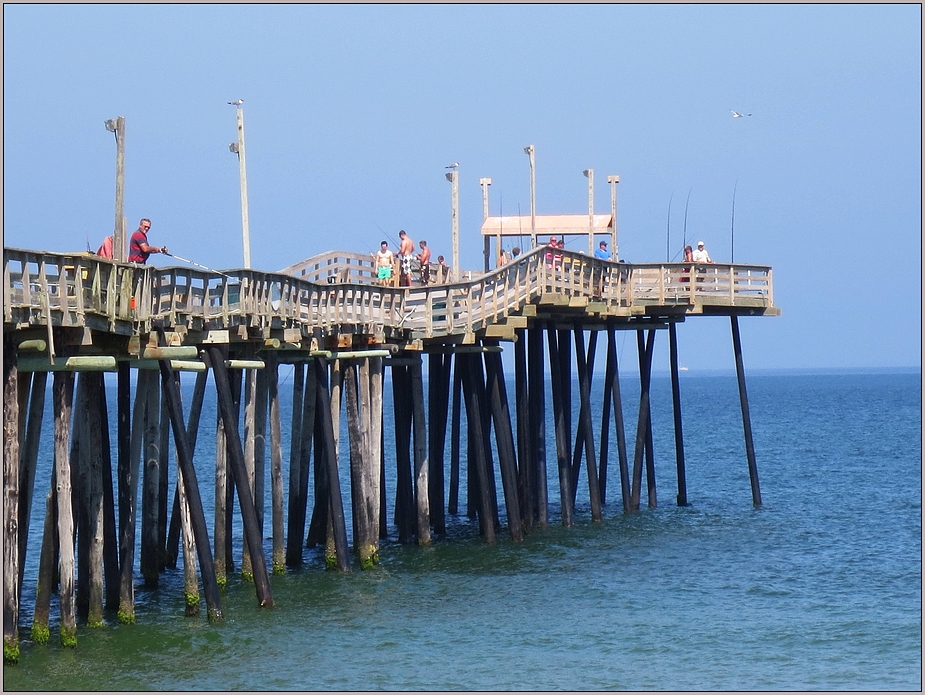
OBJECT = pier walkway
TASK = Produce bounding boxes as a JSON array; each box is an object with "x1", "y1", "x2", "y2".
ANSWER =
[{"x1": 4, "y1": 245, "x2": 776, "y2": 349}]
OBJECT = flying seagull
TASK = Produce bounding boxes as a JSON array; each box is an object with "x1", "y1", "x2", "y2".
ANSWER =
[
  {"x1": 731, "y1": 110, "x2": 752, "y2": 118},
  {"x1": 228, "y1": 99, "x2": 244, "y2": 106},
  {"x1": 445, "y1": 162, "x2": 459, "y2": 169}
]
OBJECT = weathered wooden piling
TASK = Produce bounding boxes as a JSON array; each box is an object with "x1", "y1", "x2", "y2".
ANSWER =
[
  {"x1": 483, "y1": 348, "x2": 524, "y2": 541},
  {"x1": 314, "y1": 358, "x2": 351, "y2": 571},
  {"x1": 119, "y1": 368, "x2": 151, "y2": 623},
  {"x1": 166, "y1": 369, "x2": 207, "y2": 569},
  {"x1": 53, "y1": 369, "x2": 78, "y2": 646},
  {"x1": 157, "y1": 393, "x2": 170, "y2": 571},
  {"x1": 73, "y1": 374, "x2": 90, "y2": 619},
  {"x1": 30, "y1": 477, "x2": 57, "y2": 645},
  {"x1": 477, "y1": 352, "x2": 500, "y2": 528},
  {"x1": 514, "y1": 330, "x2": 533, "y2": 532},
  {"x1": 390, "y1": 362, "x2": 415, "y2": 543},
  {"x1": 448, "y1": 360, "x2": 462, "y2": 516},
  {"x1": 368, "y1": 355, "x2": 384, "y2": 559},
  {"x1": 285, "y1": 362, "x2": 305, "y2": 566},
  {"x1": 266, "y1": 354, "x2": 285, "y2": 574},
  {"x1": 731, "y1": 316, "x2": 762, "y2": 507},
  {"x1": 668, "y1": 323, "x2": 689, "y2": 507},
  {"x1": 528, "y1": 324, "x2": 548, "y2": 529},
  {"x1": 17, "y1": 371, "x2": 46, "y2": 604},
  {"x1": 177, "y1": 467, "x2": 199, "y2": 617},
  {"x1": 3, "y1": 335, "x2": 20, "y2": 662},
  {"x1": 241, "y1": 367, "x2": 257, "y2": 582},
  {"x1": 206, "y1": 347, "x2": 274, "y2": 607},
  {"x1": 213, "y1": 397, "x2": 229, "y2": 587},
  {"x1": 427, "y1": 351, "x2": 450, "y2": 535},
  {"x1": 409, "y1": 358, "x2": 431, "y2": 546},
  {"x1": 636, "y1": 330, "x2": 658, "y2": 509},
  {"x1": 157, "y1": 354, "x2": 223, "y2": 620},
  {"x1": 83, "y1": 372, "x2": 106, "y2": 628},
  {"x1": 546, "y1": 328, "x2": 574, "y2": 526},
  {"x1": 630, "y1": 329, "x2": 655, "y2": 511},
  {"x1": 573, "y1": 329, "x2": 603, "y2": 521},
  {"x1": 140, "y1": 368, "x2": 160, "y2": 586},
  {"x1": 602, "y1": 327, "x2": 630, "y2": 512},
  {"x1": 97, "y1": 377, "x2": 120, "y2": 611},
  {"x1": 459, "y1": 352, "x2": 496, "y2": 543}
]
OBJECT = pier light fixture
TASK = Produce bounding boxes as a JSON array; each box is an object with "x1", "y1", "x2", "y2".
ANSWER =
[
  {"x1": 607, "y1": 174, "x2": 620, "y2": 260},
  {"x1": 446, "y1": 167, "x2": 460, "y2": 282},
  {"x1": 524, "y1": 145, "x2": 536, "y2": 248},
  {"x1": 479, "y1": 177, "x2": 492, "y2": 272},
  {"x1": 228, "y1": 100, "x2": 251, "y2": 269},
  {"x1": 104, "y1": 116, "x2": 126, "y2": 262},
  {"x1": 583, "y1": 169, "x2": 594, "y2": 254}
]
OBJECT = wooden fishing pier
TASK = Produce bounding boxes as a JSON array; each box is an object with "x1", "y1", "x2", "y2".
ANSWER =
[{"x1": 2, "y1": 242, "x2": 777, "y2": 662}]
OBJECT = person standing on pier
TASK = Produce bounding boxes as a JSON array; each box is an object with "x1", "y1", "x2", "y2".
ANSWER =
[
  {"x1": 681, "y1": 244, "x2": 694, "y2": 283},
  {"x1": 416, "y1": 239, "x2": 432, "y2": 285},
  {"x1": 594, "y1": 240, "x2": 611, "y2": 260},
  {"x1": 375, "y1": 240, "x2": 394, "y2": 286},
  {"x1": 128, "y1": 218, "x2": 168, "y2": 263},
  {"x1": 693, "y1": 240, "x2": 713, "y2": 264},
  {"x1": 397, "y1": 229, "x2": 414, "y2": 286}
]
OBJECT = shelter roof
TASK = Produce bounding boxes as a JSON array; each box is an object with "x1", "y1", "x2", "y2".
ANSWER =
[{"x1": 480, "y1": 214, "x2": 613, "y2": 237}]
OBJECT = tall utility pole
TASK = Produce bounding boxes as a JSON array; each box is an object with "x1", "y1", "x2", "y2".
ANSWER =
[
  {"x1": 479, "y1": 177, "x2": 492, "y2": 271},
  {"x1": 105, "y1": 117, "x2": 126, "y2": 262},
  {"x1": 608, "y1": 174, "x2": 620, "y2": 260},
  {"x1": 228, "y1": 100, "x2": 251, "y2": 269},
  {"x1": 446, "y1": 168, "x2": 459, "y2": 281},
  {"x1": 583, "y1": 168, "x2": 594, "y2": 254},
  {"x1": 524, "y1": 145, "x2": 536, "y2": 249}
]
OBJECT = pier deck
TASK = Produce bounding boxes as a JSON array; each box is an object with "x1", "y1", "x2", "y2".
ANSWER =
[{"x1": 4, "y1": 245, "x2": 776, "y2": 351}]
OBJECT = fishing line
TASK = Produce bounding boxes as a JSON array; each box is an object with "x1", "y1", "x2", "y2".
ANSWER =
[
  {"x1": 666, "y1": 192, "x2": 674, "y2": 263},
  {"x1": 682, "y1": 188, "x2": 692, "y2": 250},
  {"x1": 731, "y1": 179, "x2": 738, "y2": 264}
]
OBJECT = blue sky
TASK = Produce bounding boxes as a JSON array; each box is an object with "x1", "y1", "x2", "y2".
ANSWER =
[{"x1": 3, "y1": 4, "x2": 921, "y2": 371}]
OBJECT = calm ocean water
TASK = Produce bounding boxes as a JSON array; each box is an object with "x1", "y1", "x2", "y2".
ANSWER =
[{"x1": 4, "y1": 369, "x2": 921, "y2": 691}]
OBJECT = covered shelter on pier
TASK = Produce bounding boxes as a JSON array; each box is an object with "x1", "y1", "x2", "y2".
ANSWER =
[{"x1": 480, "y1": 213, "x2": 615, "y2": 270}]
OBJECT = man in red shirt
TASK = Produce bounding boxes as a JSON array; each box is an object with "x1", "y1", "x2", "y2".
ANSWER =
[{"x1": 128, "y1": 218, "x2": 168, "y2": 263}]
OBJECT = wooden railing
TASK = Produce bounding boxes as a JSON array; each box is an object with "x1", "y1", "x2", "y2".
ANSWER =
[
  {"x1": 3, "y1": 246, "x2": 775, "y2": 339},
  {"x1": 278, "y1": 249, "x2": 451, "y2": 287}
]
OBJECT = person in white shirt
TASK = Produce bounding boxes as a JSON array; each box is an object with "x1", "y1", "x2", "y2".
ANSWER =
[{"x1": 692, "y1": 240, "x2": 713, "y2": 263}]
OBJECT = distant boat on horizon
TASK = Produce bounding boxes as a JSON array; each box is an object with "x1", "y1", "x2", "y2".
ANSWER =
[{"x1": 679, "y1": 366, "x2": 689, "y2": 371}]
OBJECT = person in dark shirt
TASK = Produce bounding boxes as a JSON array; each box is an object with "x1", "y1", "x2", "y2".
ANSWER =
[{"x1": 128, "y1": 218, "x2": 167, "y2": 263}]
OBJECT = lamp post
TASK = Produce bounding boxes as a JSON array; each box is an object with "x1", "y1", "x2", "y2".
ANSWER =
[
  {"x1": 524, "y1": 145, "x2": 536, "y2": 248},
  {"x1": 479, "y1": 177, "x2": 492, "y2": 272},
  {"x1": 228, "y1": 100, "x2": 251, "y2": 269},
  {"x1": 583, "y1": 168, "x2": 594, "y2": 255},
  {"x1": 104, "y1": 117, "x2": 126, "y2": 262},
  {"x1": 607, "y1": 174, "x2": 620, "y2": 260},
  {"x1": 445, "y1": 168, "x2": 459, "y2": 282}
]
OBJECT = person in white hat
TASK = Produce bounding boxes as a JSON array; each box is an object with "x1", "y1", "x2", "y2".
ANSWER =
[{"x1": 692, "y1": 240, "x2": 713, "y2": 264}]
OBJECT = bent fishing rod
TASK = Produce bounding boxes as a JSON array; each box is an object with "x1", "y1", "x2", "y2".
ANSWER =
[{"x1": 163, "y1": 252, "x2": 231, "y2": 277}]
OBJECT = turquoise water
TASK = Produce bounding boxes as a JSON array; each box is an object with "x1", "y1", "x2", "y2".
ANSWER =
[{"x1": 4, "y1": 370, "x2": 921, "y2": 690}]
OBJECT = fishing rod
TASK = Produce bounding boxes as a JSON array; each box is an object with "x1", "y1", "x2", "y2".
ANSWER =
[
  {"x1": 682, "y1": 188, "x2": 692, "y2": 251},
  {"x1": 731, "y1": 179, "x2": 738, "y2": 264},
  {"x1": 163, "y1": 252, "x2": 231, "y2": 277},
  {"x1": 374, "y1": 222, "x2": 399, "y2": 248},
  {"x1": 666, "y1": 192, "x2": 674, "y2": 262}
]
